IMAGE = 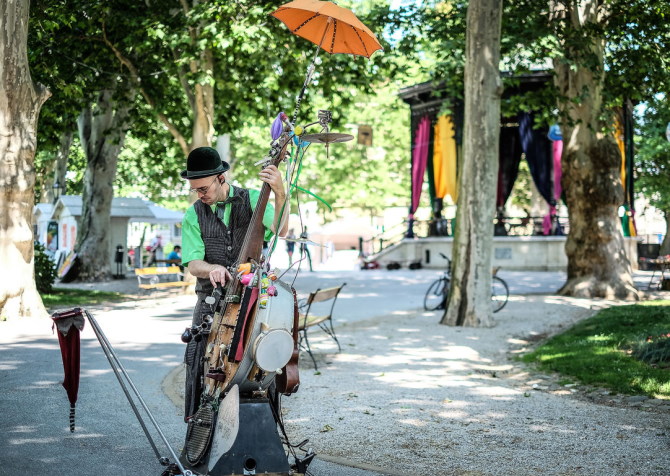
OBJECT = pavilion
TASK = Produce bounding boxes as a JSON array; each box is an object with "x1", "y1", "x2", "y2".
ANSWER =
[{"x1": 368, "y1": 74, "x2": 638, "y2": 271}]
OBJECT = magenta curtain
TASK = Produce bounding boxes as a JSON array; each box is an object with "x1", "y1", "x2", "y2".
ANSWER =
[
  {"x1": 410, "y1": 115, "x2": 431, "y2": 216},
  {"x1": 543, "y1": 138, "x2": 563, "y2": 235},
  {"x1": 553, "y1": 140, "x2": 563, "y2": 202}
]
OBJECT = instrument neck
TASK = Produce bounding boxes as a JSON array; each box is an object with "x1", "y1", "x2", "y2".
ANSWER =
[{"x1": 237, "y1": 180, "x2": 272, "y2": 267}]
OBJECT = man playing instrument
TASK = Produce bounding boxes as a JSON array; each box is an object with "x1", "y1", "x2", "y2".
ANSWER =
[{"x1": 180, "y1": 146, "x2": 288, "y2": 420}]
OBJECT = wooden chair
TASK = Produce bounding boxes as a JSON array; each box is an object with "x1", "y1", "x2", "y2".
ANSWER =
[{"x1": 298, "y1": 283, "x2": 346, "y2": 370}]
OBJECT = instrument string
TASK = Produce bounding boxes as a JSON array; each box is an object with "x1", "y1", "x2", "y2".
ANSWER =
[
  {"x1": 265, "y1": 146, "x2": 293, "y2": 264},
  {"x1": 267, "y1": 138, "x2": 308, "y2": 262},
  {"x1": 275, "y1": 139, "x2": 310, "y2": 287}
]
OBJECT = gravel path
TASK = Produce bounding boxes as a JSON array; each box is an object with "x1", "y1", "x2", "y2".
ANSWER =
[
  {"x1": 279, "y1": 295, "x2": 670, "y2": 476},
  {"x1": 53, "y1": 269, "x2": 670, "y2": 475}
]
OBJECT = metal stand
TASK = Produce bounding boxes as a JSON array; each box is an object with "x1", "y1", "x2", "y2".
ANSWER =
[
  {"x1": 182, "y1": 399, "x2": 291, "y2": 476},
  {"x1": 83, "y1": 309, "x2": 193, "y2": 476}
]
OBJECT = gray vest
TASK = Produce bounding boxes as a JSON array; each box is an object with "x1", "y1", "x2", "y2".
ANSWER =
[{"x1": 193, "y1": 185, "x2": 253, "y2": 294}]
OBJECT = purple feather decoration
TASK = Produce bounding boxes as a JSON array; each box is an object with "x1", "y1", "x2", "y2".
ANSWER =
[{"x1": 270, "y1": 113, "x2": 284, "y2": 140}]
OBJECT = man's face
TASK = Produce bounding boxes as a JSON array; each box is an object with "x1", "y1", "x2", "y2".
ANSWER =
[{"x1": 188, "y1": 175, "x2": 221, "y2": 205}]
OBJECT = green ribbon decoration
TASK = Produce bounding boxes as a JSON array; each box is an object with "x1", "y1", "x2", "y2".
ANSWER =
[
  {"x1": 287, "y1": 146, "x2": 332, "y2": 211},
  {"x1": 291, "y1": 184, "x2": 332, "y2": 212}
]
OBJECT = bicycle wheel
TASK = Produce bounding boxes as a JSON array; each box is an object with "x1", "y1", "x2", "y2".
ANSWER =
[
  {"x1": 424, "y1": 277, "x2": 449, "y2": 311},
  {"x1": 491, "y1": 276, "x2": 509, "y2": 313}
]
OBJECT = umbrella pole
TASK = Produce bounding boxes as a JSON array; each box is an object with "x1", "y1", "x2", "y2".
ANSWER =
[{"x1": 290, "y1": 17, "x2": 332, "y2": 125}]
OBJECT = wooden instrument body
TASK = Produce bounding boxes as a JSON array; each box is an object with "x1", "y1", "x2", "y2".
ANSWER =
[
  {"x1": 200, "y1": 133, "x2": 299, "y2": 398},
  {"x1": 203, "y1": 278, "x2": 296, "y2": 394},
  {"x1": 276, "y1": 286, "x2": 301, "y2": 395}
]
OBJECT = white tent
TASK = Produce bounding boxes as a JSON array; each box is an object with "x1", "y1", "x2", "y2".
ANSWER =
[{"x1": 34, "y1": 196, "x2": 184, "y2": 272}]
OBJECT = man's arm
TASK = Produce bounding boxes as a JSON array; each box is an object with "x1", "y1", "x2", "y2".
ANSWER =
[
  {"x1": 271, "y1": 191, "x2": 289, "y2": 237},
  {"x1": 188, "y1": 260, "x2": 232, "y2": 288},
  {"x1": 260, "y1": 165, "x2": 288, "y2": 237}
]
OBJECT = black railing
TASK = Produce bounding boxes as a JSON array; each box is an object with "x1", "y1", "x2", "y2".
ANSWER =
[
  {"x1": 495, "y1": 215, "x2": 570, "y2": 237},
  {"x1": 360, "y1": 215, "x2": 571, "y2": 257}
]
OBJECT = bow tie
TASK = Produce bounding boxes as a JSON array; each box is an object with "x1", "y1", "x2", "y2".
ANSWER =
[
  {"x1": 215, "y1": 195, "x2": 242, "y2": 221},
  {"x1": 216, "y1": 195, "x2": 242, "y2": 207}
]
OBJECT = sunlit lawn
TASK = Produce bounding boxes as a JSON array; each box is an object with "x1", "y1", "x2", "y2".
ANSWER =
[
  {"x1": 40, "y1": 287, "x2": 130, "y2": 311},
  {"x1": 522, "y1": 300, "x2": 670, "y2": 399}
]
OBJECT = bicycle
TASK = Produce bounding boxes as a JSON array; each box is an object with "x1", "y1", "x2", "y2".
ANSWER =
[{"x1": 423, "y1": 253, "x2": 509, "y2": 313}]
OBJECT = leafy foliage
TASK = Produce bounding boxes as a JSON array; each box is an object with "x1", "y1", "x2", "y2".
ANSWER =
[
  {"x1": 29, "y1": 0, "x2": 409, "y2": 211},
  {"x1": 231, "y1": 80, "x2": 410, "y2": 216},
  {"x1": 34, "y1": 242, "x2": 58, "y2": 294},
  {"x1": 418, "y1": 1, "x2": 670, "y2": 126},
  {"x1": 635, "y1": 96, "x2": 670, "y2": 216},
  {"x1": 633, "y1": 333, "x2": 670, "y2": 366},
  {"x1": 509, "y1": 160, "x2": 532, "y2": 212}
]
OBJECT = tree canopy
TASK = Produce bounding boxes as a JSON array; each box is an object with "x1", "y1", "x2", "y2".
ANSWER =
[
  {"x1": 635, "y1": 96, "x2": 670, "y2": 218},
  {"x1": 30, "y1": 0, "x2": 409, "y2": 213}
]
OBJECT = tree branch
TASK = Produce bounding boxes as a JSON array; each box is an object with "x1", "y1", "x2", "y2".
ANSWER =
[
  {"x1": 172, "y1": 47, "x2": 196, "y2": 111},
  {"x1": 101, "y1": 21, "x2": 190, "y2": 155}
]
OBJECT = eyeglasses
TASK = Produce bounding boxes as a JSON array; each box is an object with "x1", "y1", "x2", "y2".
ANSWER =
[{"x1": 189, "y1": 176, "x2": 219, "y2": 195}]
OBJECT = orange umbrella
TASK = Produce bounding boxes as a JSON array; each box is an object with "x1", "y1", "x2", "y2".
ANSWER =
[
  {"x1": 272, "y1": 0, "x2": 382, "y2": 125},
  {"x1": 272, "y1": 0, "x2": 382, "y2": 58}
]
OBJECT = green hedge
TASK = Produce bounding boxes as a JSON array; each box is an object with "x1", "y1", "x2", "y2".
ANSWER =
[{"x1": 34, "y1": 241, "x2": 57, "y2": 294}]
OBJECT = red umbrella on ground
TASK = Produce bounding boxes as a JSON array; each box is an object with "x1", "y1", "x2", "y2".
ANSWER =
[{"x1": 51, "y1": 308, "x2": 86, "y2": 432}]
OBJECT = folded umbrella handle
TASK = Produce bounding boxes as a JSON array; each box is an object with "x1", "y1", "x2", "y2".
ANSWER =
[{"x1": 51, "y1": 307, "x2": 85, "y2": 320}]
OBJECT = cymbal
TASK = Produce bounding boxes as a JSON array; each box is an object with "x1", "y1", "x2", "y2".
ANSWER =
[
  {"x1": 300, "y1": 132, "x2": 354, "y2": 144},
  {"x1": 282, "y1": 237, "x2": 322, "y2": 247}
]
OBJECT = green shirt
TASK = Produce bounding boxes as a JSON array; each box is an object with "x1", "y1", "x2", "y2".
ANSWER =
[{"x1": 181, "y1": 187, "x2": 275, "y2": 266}]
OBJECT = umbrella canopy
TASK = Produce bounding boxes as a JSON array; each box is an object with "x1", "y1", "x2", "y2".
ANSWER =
[{"x1": 272, "y1": 0, "x2": 382, "y2": 58}]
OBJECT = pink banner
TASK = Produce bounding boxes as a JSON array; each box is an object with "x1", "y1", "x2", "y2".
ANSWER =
[
  {"x1": 410, "y1": 116, "x2": 431, "y2": 215},
  {"x1": 553, "y1": 140, "x2": 563, "y2": 202}
]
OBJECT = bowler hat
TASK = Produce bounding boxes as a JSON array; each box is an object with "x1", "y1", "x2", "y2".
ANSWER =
[{"x1": 180, "y1": 147, "x2": 230, "y2": 179}]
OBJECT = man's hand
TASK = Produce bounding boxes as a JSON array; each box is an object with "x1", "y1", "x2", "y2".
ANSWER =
[
  {"x1": 209, "y1": 265, "x2": 232, "y2": 288},
  {"x1": 259, "y1": 165, "x2": 285, "y2": 198}
]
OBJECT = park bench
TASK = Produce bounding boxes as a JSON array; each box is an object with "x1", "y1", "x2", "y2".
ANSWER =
[
  {"x1": 134, "y1": 266, "x2": 190, "y2": 293},
  {"x1": 297, "y1": 283, "x2": 346, "y2": 370}
]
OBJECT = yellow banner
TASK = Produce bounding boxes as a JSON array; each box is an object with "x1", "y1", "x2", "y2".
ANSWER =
[
  {"x1": 615, "y1": 116, "x2": 626, "y2": 194},
  {"x1": 433, "y1": 115, "x2": 458, "y2": 202}
]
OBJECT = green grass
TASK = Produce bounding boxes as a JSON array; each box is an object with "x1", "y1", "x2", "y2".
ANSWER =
[
  {"x1": 522, "y1": 300, "x2": 670, "y2": 399},
  {"x1": 41, "y1": 287, "x2": 130, "y2": 311}
]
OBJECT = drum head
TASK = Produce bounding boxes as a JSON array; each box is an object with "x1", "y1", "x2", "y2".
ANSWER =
[{"x1": 253, "y1": 329, "x2": 294, "y2": 372}]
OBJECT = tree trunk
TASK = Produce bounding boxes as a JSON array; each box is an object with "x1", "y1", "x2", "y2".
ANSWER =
[
  {"x1": 553, "y1": 2, "x2": 638, "y2": 300},
  {"x1": 660, "y1": 211, "x2": 670, "y2": 256},
  {"x1": 441, "y1": 0, "x2": 502, "y2": 328},
  {"x1": 41, "y1": 131, "x2": 72, "y2": 203},
  {"x1": 189, "y1": 48, "x2": 215, "y2": 150},
  {"x1": 75, "y1": 88, "x2": 131, "y2": 281},
  {"x1": 0, "y1": 0, "x2": 51, "y2": 318}
]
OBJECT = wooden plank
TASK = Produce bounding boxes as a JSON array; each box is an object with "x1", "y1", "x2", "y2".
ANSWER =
[
  {"x1": 135, "y1": 266, "x2": 182, "y2": 276},
  {"x1": 139, "y1": 281, "x2": 191, "y2": 289},
  {"x1": 308, "y1": 286, "x2": 341, "y2": 304},
  {"x1": 298, "y1": 314, "x2": 329, "y2": 330}
]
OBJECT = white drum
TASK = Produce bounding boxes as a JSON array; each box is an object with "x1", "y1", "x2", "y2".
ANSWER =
[
  {"x1": 227, "y1": 278, "x2": 296, "y2": 394},
  {"x1": 253, "y1": 328, "x2": 294, "y2": 372}
]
